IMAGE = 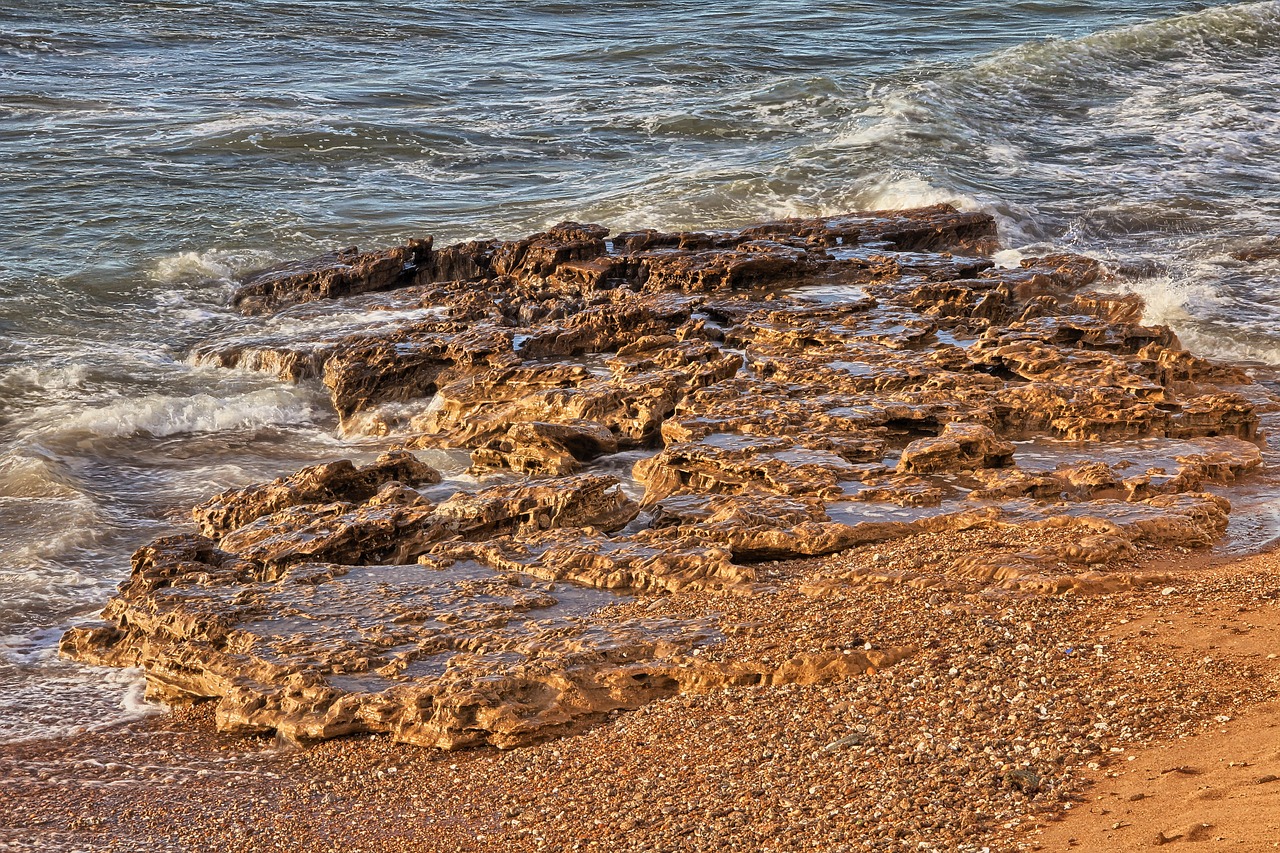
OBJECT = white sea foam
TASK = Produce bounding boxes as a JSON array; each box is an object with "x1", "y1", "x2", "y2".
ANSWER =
[
  {"x1": 1171, "y1": 327, "x2": 1280, "y2": 367},
  {"x1": 0, "y1": 656, "x2": 162, "y2": 745},
  {"x1": 829, "y1": 91, "x2": 926, "y2": 149},
  {"x1": 1116, "y1": 274, "x2": 1211, "y2": 327},
  {"x1": 261, "y1": 306, "x2": 447, "y2": 337},
  {"x1": 0, "y1": 560, "x2": 114, "y2": 634},
  {"x1": 152, "y1": 248, "x2": 275, "y2": 285},
  {"x1": 991, "y1": 249, "x2": 1026, "y2": 269},
  {"x1": 1113, "y1": 271, "x2": 1280, "y2": 366},
  {"x1": 848, "y1": 174, "x2": 983, "y2": 214},
  {"x1": 0, "y1": 363, "x2": 90, "y2": 395},
  {"x1": 45, "y1": 386, "x2": 321, "y2": 440},
  {"x1": 162, "y1": 109, "x2": 321, "y2": 143}
]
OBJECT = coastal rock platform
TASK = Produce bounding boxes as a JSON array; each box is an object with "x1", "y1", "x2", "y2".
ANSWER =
[{"x1": 61, "y1": 205, "x2": 1278, "y2": 751}]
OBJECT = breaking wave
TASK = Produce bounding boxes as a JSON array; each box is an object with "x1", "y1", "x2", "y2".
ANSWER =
[
  {"x1": 806, "y1": 0, "x2": 1280, "y2": 362},
  {"x1": 43, "y1": 387, "x2": 322, "y2": 440}
]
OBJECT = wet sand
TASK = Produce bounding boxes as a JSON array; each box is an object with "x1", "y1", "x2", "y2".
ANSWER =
[{"x1": 3, "y1": 535, "x2": 1278, "y2": 852}]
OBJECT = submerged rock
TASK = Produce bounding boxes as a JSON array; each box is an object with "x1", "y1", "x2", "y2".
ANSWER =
[
  {"x1": 232, "y1": 240, "x2": 435, "y2": 315},
  {"x1": 64, "y1": 205, "x2": 1276, "y2": 749}
]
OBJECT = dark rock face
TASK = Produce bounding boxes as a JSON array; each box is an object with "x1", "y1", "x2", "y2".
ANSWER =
[
  {"x1": 65, "y1": 205, "x2": 1273, "y2": 749},
  {"x1": 232, "y1": 240, "x2": 435, "y2": 315}
]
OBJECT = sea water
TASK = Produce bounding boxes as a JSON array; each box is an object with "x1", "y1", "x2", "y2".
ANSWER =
[{"x1": 2, "y1": 0, "x2": 1278, "y2": 740}]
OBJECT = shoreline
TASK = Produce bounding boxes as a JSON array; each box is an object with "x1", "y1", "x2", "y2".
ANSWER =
[
  {"x1": 8, "y1": 206, "x2": 1280, "y2": 850},
  {"x1": 3, "y1": 541, "x2": 1279, "y2": 851}
]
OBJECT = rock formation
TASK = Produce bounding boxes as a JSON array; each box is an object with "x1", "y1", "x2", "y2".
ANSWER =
[{"x1": 64, "y1": 205, "x2": 1275, "y2": 749}]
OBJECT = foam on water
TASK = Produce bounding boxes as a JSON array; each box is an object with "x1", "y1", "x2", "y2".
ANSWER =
[
  {"x1": 846, "y1": 174, "x2": 984, "y2": 216},
  {"x1": 803, "y1": 0, "x2": 1280, "y2": 364},
  {"x1": 0, "y1": 363, "x2": 91, "y2": 396},
  {"x1": 152, "y1": 248, "x2": 276, "y2": 286},
  {"x1": 0, "y1": 497, "x2": 100, "y2": 567},
  {"x1": 257, "y1": 306, "x2": 449, "y2": 338},
  {"x1": 41, "y1": 387, "x2": 322, "y2": 441},
  {"x1": 1, "y1": 625, "x2": 163, "y2": 745}
]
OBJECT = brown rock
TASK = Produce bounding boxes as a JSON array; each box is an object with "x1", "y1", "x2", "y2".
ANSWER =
[
  {"x1": 232, "y1": 239, "x2": 434, "y2": 315},
  {"x1": 62, "y1": 205, "x2": 1277, "y2": 753},
  {"x1": 898, "y1": 423, "x2": 1015, "y2": 473},
  {"x1": 321, "y1": 324, "x2": 519, "y2": 419},
  {"x1": 469, "y1": 419, "x2": 619, "y2": 476},
  {"x1": 193, "y1": 450, "x2": 442, "y2": 538},
  {"x1": 634, "y1": 435, "x2": 873, "y2": 504},
  {"x1": 216, "y1": 474, "x2": 640, "y2": 571},
  {"x1": 518, "y1": 296, "x2": 694, "y2": 357}
]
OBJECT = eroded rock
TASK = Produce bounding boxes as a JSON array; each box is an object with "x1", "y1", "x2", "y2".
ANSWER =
[
  {"x1": 213, "y1": 474, "x2": 640, "y2": 573},
  {"x1": 897, "y1": 423, "x2": 1015, "y2": 474},
  {"x1": 64, "y1": 206, "x2": 1277, "y2": 750},
  {"x1": 59, "y1": 534, "x2": 908, "y2": 749},
  {"x1": 469, "y1": 420, "x2": 619, "y2": 476},
  {"x1": 193, "y1": 451, "x2": 442, "y2": 537},
  {"x1": 232, "y1": 240, "x2": 434, "y2": 315}
]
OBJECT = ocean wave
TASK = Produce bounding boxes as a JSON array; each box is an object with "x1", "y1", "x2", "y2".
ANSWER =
[
  {"x1": 0, "y1": 363, "x2": 91, "y2": 396},
  {"x1": 844, "y1": 173, "x2": 983, "y2": 215},
  {"x1": 152, "y1": 248, "x2": 276, "y2": 285},
  {"x1": 794, "y1": 0, "x2": 1280, "y2": 365},
  {"x1": 0, "y1": 453, "x2": 85, "y2": 501},
  {"x1": 817, "y1": 0, "x2": 1279, "y2": 205},
  {"x1": 1108, "y1": 265, "x2": 1280, "y2": 366},
  {"x1": 0, "y1": 457, "x2": 104, "y2": 568},
  {"x1": 0, "y1": 33, "x2": 92, "y2": 58},
  {"x1": 41, "y1": 386, "x2": 321, "y2": 440},
  {"x1": 0, "y1": 462, "x2": 109, "y2": 623},
  {"x1": 0, "y1": 527, "x2": 104, "y2": 593},
  {"x1": 966, "y1": 1, "x2": 1279, "y2": 78},
  {"x1": 1168, "y1": 326, "x2": 1280, "y2": 367}
]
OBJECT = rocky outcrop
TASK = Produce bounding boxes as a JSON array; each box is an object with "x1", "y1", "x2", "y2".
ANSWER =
[
  {"x1": 59, "y1": 524, "x2": 911, "y2": 749},
  {"x1": 64, "y1": 206, "x2": 1275, "y2": 750},
  {"x1": 232, "y1": 240, "x2": 435, "y2": 315},
  {"x1": 193, "y1": 451, "x2": 441, "y2": 537},
  {"x1": 897, "y1": 423, "x2": 1015, "y2": 473}
]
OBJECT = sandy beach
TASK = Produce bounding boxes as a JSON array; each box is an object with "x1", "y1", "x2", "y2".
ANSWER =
[{"x1": 5, "y1": 535, "x2": 1278, "y2": 852}]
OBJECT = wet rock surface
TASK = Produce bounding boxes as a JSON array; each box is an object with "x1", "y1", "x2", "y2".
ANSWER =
[{"x1": 65, "y1": 206, "x2": 1279, "y2": 749}]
